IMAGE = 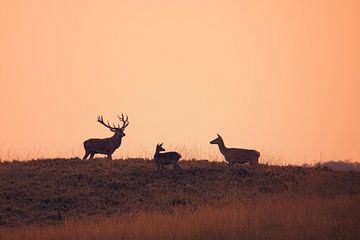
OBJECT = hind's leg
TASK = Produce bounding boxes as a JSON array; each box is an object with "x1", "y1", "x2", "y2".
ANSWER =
[
  {"x1": 173, "y1": 162, "x2": 182, "y2": 171},
  {"x1": 228, "y1": 161, "x2": 235, "y2": 167},
  {"x1": 249, "y1": 157, "x2": 259, "y2": 167},
  {"x1": 107, "y1": 154, "x2": 112, "y2": 160},
  {"x1": 177, "y1": 163, "x2": 182, "y2": 170},
  {"x1": 83, "y1": 151, "x2": 90, "y2": 160},
  {"x1": 89, "y1": 153, "x2": 95, "y2": 159}
]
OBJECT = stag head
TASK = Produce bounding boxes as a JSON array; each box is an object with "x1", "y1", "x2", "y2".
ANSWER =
[{"x1": 97, "y1": 113, "x2": 129, "y2": 137}]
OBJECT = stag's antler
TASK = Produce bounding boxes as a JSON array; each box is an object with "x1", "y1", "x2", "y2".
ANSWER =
[
  {"x1": 97, "y1": 114, "x2": 129, "y2": 132},
  {"x1": 118, "y1": 113, "x2": 129, "y2": 130},
  {"x1": 97, "y1": 116, "x2": 117, "y2": 131}
]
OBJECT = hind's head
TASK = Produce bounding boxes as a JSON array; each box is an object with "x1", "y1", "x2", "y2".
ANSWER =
[
  {"x1": 210, "y1": 134, "x2": 223, "y2": 145},
  {"x1": 156, "y1": 143, "x2": 165, "y2": 152}
]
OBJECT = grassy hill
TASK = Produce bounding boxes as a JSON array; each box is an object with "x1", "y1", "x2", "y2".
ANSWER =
[{"x1": 1, "y1": 158, "x2": 360, "y2": 239}]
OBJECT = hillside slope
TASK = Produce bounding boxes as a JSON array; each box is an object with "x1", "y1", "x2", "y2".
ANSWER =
[{"x1": 1, "y1": 158, "x2": 360, "y2": 227}]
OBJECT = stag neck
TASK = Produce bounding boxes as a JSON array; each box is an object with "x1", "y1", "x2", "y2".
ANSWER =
[
  {"x1": 113, "y1": 131, "x2": 123, "y2": 138},
  {"x1": 110, "y1": 131, "x2": 123, "y2": 147}
]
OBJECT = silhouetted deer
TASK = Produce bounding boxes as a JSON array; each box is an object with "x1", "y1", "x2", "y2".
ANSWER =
[
  {"x1": 154, "y1": 143, "x2": 182, "y2": 173},
  {"x1": 83, "y1": 114, "x2": 129, "y2": 160},
  {"x1": 210, "y1": 134, "x2": 260, "y2": 166}
]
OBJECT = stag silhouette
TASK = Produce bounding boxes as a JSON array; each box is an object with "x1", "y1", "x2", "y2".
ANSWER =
[{"x1": 83, "y1": 114, "x2": 129, "y2": 160}]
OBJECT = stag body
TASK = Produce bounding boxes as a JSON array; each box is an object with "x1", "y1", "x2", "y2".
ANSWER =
[
  {"x1": 210, "y1": 134, "x2": 260, "y2": 166},
  {"x1": 154, "y1": 143, "x2": 182, "y2": 173},
  {"x1": 83, "y1": 114, "x2": 129, "y2": 160}
]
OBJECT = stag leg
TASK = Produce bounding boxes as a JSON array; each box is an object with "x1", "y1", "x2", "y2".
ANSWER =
[
  {"x1": 107, "y1": 154, "x2": 112, "y2": 160},
  {"x1": 89, "y1": 153, "x2": 95, "y2": 159}
]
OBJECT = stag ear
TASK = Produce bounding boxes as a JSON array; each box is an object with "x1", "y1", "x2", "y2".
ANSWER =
[
  {"x1": 160, "y1": 143, "x2": 163, "y2": 146},
  {"x1": 217, "y1": 133, "x2": 221, "y2": 138}
]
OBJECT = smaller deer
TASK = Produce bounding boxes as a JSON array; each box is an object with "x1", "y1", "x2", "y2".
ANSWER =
[
  {"x1": 154, "y1": 143, "x2": 182, "y2": 173},
  {"x1": 210, "y1": 134, "x2": 260, "y2": 166}
]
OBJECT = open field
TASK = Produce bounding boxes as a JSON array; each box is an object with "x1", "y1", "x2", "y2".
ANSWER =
[{"x1": 1, "y1": 158, "x2": 360, "y2": 239}]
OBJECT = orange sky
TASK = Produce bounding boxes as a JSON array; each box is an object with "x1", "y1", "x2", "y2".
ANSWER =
[{"x1": 1, "y1": 0, "x2": 359, "y2": 163}]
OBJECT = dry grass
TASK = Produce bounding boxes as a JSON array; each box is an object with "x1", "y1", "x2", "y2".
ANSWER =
[
  {"x1": 1, "y1": 196, "x2": 360, "y2": 240},
  {"x1": 1, "y1": 158, "x2": 360, "y2": 239}
]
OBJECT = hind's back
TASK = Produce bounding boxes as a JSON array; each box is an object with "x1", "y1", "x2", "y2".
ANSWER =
[
  {"x1": 160, "y1": 151, "x2": 181, "y2": 160},
  {"x1": 225, "y1": 148, "x2": 260, "y2": 164},
  {"x1": 155, "y1": 151, "x2": 181, "y2": 165}
]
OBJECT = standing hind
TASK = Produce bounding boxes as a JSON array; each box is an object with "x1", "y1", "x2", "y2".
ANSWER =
[
  {"x1": 210, "y1": 134, "x2": 260, "y2": 166},
  {"x1": 153, "y1": 143, "x2": 182, "y2": 173}
]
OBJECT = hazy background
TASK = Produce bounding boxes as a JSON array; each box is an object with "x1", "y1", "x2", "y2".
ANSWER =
[{"x1": 1, "y1": 0, "x2": 359, "y2": 163}]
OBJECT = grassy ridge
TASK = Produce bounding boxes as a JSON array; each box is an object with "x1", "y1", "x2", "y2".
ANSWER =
[{"x1": 1, "y1": 158, "x2": 360, "y2": 239}]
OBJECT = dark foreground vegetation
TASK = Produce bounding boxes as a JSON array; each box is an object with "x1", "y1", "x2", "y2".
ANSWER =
[{"x1": 1, "y1": 158, "x2": 360, "y2": 239}]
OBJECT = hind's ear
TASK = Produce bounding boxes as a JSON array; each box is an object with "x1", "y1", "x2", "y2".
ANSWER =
[
  {"x1": 217, "y1": 133, "x2": 221, "y2": 137},
  {"x1": 160, "y1": 143, "x2": 163, "y2": 146}
]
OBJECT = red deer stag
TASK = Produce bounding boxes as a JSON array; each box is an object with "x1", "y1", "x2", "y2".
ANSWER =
[
  {"x1": 210, "y1": 134, "x2": 260, "y2": 166},
  {"x1": 83, "y1": 114, "x2": 129, "y2": 160}
]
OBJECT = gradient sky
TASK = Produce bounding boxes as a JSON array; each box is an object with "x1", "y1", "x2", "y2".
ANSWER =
[{"x1": 1, "y1": 0, "x2": 359, "y2": 163}]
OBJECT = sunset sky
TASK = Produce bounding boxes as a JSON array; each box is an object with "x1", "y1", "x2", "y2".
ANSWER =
[{"x1": 1, "y1": 0, "x2": 359, "y2": 163}]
